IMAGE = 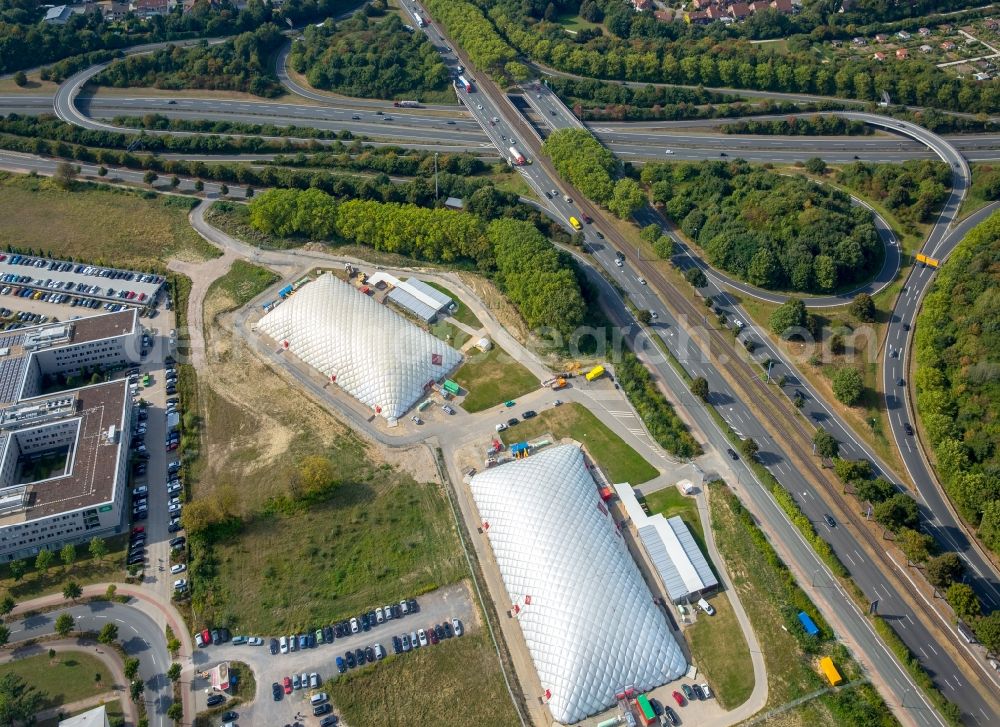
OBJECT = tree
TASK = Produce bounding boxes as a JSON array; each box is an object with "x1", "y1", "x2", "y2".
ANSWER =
[
  {"x1": 124, "y1": 657, "x2": 140, "y2": 680},
  {"x1": 690, "y1": 376, "x2": 709, "y2": 402},
  {"x1": 98, "y1": 622, "x2": 118, "y2": 644},
  {"x1": 636, "y1": 309, "x2": 652, "y2": 325},
  {"x1": 89, "y1": 537, "x2": 108, "y2": 563},
  {"x1": 684, "y1": 266, "x2": 707, "y2": 288},
  {"x1": 129, "y1": 678, "x2": 144, "y2": 703},
  {"x1": 833, "y1": 457, "x2": 872, "y2": 483},
  {"x1": 7, "y1": 560, "x2": 25, "y2": 582},
  {"x1": 13, "y1": 71, "x2": 26, "y2": 87},
  {"x1": 62, "y1": 581, "x2": 82, "y2": 602},
  {"x1": 812, "y1": 429, "x2": 839, "y2": 458},
  {"x1": 945, "y1": 582, "x2": 981, "y2": 620},
  {"x1": 854, "y1": 477, "x2": 895, "y2": 503},
  {"x1": 897, "y1": 527, "x2": 934, "y2": 565},
  {"x1": 804, "y1": 157, "x2": 827, "y2": 175},
  {"x1": 167, "y1": 662, "x2": 182, "y2": 681},
  {"x1": 246, "y1": 186, "x2": 255, "y2": 198},
  {"x1": 105, "y1": 584, "x2": 118, "y2": 601},
  {"x1": 849, "y1": 293, "x2": 876, "y2": 322},
  {"x1": 60, "y1": 543, "x2": 76, "y2": 571},
  {"x1": 608, "y1": 178, "x2": 645, "y2": 219},
  {"x1": 296, "y1": 455, "x2": 336, "y2": 499},
  {"x1": 194, "y1": 179, "x2": 204, "y2": 192},
  {"x1": 926, "y1": 552, "x2": 965, "y2": 590},
  {"x1": 55, "y1": 612, "x2": 74, "y2": 637},
  {"x1": 143, "y1": 171, "x2": 158, "y2": 187},
  {"x1": 167, "y1": 702, "x2": 184, "y2": 722},
  {"x1": 640, "y1": 224, "x2": 661, "y2": 243},
  {"x1": 0, "y1": 673, "x2": 44, "y2": 723},
  {"x1": 873, "y1": 493, "x2": 919, "y2": 533},
  {"x1": 53, "y1": 162, "x2": 77, "y2": 190},
  {"x1": 974, "y1": 612, "x2": 1000, "y2": 655},
  {"x1": 832, "y1": 367, "x2": 864, "y2": 406},
  {"x1": 34, "y1": 549, "x2": 53, "y2": 578},
  {"x1": 740, "y1": 437, "x2": 759, "y2": 460},
  {"x1": 0, "y1": 594, "x2": 14, "y2": 618},
  {"x1": 170, "y1": 175, "x2": 180, "y2": 189},
  {"x1": 219, "y1": 183, "x2": 229, "y2": 196},
  {"x1": 48, "y1": 648, "x2": 56, "y2": 661},
  {"x1": 97, "y1": 165, "x2": 108, "y2": 177},
  {"x1": 769, "y1": 298, "x2": 806, "y2": 335},
  {"x1": 0, "y1": 625, "x2": 9, "y2": 648}
]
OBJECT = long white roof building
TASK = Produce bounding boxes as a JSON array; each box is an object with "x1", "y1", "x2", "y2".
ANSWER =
[
  {"x1": 469, "y1": 445, "x2": 687, "y2": 723},
  {"x1": 256, "y1": 273, "x2": 462, "y2": 421}
]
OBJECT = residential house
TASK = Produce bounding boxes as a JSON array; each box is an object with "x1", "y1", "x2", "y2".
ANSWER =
[
  {"x1": 874, "y1": 33, "x2": 888, "y2": 43},
  {"x1": 749, "y1": 1, "x2": 769, "y2": 12},
  {"x1": 852, "y1": 36, "x2": 867, "y2": 46},
  {"x1": 43, "y1": 4, "x2": 74, "y2": 23},
  {"x1": 98, "y1": 0, "x2": 129, "y2": 19},
  {"x1": 685, "y1": 9, "x2": 711, "y2": 23},
  {"x1": 941, "y1": 41, "x2": 956, "y2": 51},
  {"x1": 770, "y1": 0, "x2": 792, "y2": 13},
  {"x1": 896, "y1": 30, "x2": 910, "y2": 40},
  {"x1": 873, "y1": 51, "x2": 886, "y2": 61},
  {"x1": 919, "y1": 44, "x2": 933, "y2": 53},
  {"x1": 729, "y1": 2, "x2": 751, "y2": 19},
  {"x1": 632, "y1": 0, "x2": 652, "y2": 10},
  {"x1": 131, "y1": 0, "x2": 168, "y2": 16},
  {"x1": 918, "y1": 27, "x2": 931, "y2": 36},
  {"x1": 896, "y1": 48, "x2": 908, "y2": 59},
  {"x1": 653, "y1": 9, "x2": 673, "y2": 22}
]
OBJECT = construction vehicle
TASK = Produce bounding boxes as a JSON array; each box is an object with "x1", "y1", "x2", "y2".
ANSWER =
[{"x1": 550, "y1": 377, "x2": 567, "y2": 390}]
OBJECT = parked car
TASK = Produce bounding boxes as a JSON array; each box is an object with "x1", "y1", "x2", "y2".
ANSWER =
[
  {"x1": 692, "y1": 684, "x2": 706, "y2": 700},
  {"x1": 313, "y1": 703, "x2": 332, "y2": 717},
  {"x1": 522, "y1": 410, "x2": 537, "y2": 420},
  {"x1": 663, "y1": 706, "x2": 680, "y2": 725},
  {"x1": 272, "y1": 682, "x2": 283, "y2": 701},
  {"x1": 401, "y1": 633, "x2": 411, "y2": 652},
  {"x1": 292, "y1": 674, "x2": 301, "y2": 690},
  {"x1": 309, "y1": 672, "x2": 320, "y2": 688},
  {"x1": 452, "y1": 618, "x2": 463, "y2": 636},
  {"x1": 680, "y1": 684, "x2": 694, "y2": 701},
  {"x1": 336, "y1": 656, "x2": 347, "y2": 673},
  {"x1": 345, "y1": 650, "x2": 356, "y2": 669},
  {"x1": 270, "y1": 638, "x2": 279, "y2": 655},
  {"x1": 282, "y1": 677, "x2": 292, "y2": 694},
  {"x1": 206, "y1": 694, "x2": 225, "y2": 707},
  {"x1": 672, "y1": 691, "x2": 685, "y2": 707}
]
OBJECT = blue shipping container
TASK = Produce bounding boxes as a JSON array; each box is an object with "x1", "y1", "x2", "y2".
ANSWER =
[
  {"x1": 798, "y1": 611, "x2": 820, "y2": 636},
  {"x1": 278, "y1": 285, "x2": 294, "y2": 299}
]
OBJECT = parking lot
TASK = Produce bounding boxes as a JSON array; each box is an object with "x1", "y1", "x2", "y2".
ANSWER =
[
  {"x1": 0, "y1": 253, "x2": 164, "y2": 312},
  {"x1": 188, "y1": 582, "x2": 476, "y2": 726}
]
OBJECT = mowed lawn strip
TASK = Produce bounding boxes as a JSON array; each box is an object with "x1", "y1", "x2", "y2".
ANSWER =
[
  {"x1": 327, "y1": 630, "x2": 518, "y2": 727},
  {"x1": 455, "y1": 346, "x2": 539, "y2": 413},
  {"x1": 0, "y1": 173, "x2": 220, "y2": 265},
  {"x1": 423, "y1": 281, "x2": 482, "y2": 330},
  {"x1": 498, "y1": 402, "x2": 658, "y2": 485},
  {"x1": 684, "y1": 584, "x2": 754, "y2": 709},
  {"x1": 0, "y1": 651, "x2": 112, "y2": 709}
]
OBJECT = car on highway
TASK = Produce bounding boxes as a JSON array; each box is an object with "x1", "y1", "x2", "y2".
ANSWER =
[
  {"x1": 352, "y1": 114, "x2": 361, "y2": 120},
  {"x1": 904, "y1": 423, "x2": 914, "y2": 436},
  {"x1": 897, "y1": 378, "x2": 905, "y2": 386},
  {"x1": 638, "y1": 277, "x2": 647, "y2": 285},
  {"x1": 823, "y1": 514, "x2": 836, "y2": 528},
  {"x1": 727, "y1": 448, "x2": 739, "y2": 460},
  {"x1": 664, "y1": 149, "x2": 674, "y2": 154}
]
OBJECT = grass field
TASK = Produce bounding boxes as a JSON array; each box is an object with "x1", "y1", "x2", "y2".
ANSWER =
[
  {"x1": 205, "y1": 260, "x2": 279, "y2": 312},
  {"x1": 454, "y1": 347, "x2": 539, "y2": 412},
  {"x1": 0, "y1": 173, "x2": 220, "y2": 267},
  {"x1": 709, "y1": 484, "x2": 828, "y2": 710},
  {"x1": 685, "y1": 586, "x2": 754, "y2": 709},
  {"x1": 423, "y1": 281, "x2": 482, "y2": 330},
  {"x1": 499, "y1": 402, "x2": 658, "y2": 485},
  {"x1": 958, "y1": 163, "x2": 1000, "y2": 220},
  {"x1": 643, "y1": 487, "x2": 704, "y2": 544},
  {"x1": 0, "y1": 534, "x2": 127, "y2": 600},
  {"x1": 327, "y1": 630, "x2": 518, "y2": 727},
  {"x1": 0, "y1": 651, "x2": 112, "y2": 710}
]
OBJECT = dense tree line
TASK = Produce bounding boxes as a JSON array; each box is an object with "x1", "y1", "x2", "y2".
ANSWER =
[
  {"x1": 615, "y1": 349, "x2": 701, "y2": 458},
  {"x1": 94, "y1": 24, "x2": 285, "y2": 97},
  {"x1": 914, "y1": 210, "x2": 1000, "y2": 557},
  {"x1": 478, "y1": 0, "x2": 1000, "y2": 114},
  {"x1": 246, "y1": 189, "x2": 587, "y2": 336},
  {"x1": 116, "y1": 114, "x2": 347, "y2": 140},
  {"x1": 835, "y1": 160, "x2": 950, "y2": 228},
  {"x1": 541, "y1": 128, "x2": 643, "y2": 218},
  {"x1": 488, "y1": 219, "x2": 585, "y2": 336},
  {"x1": 0, "y1": 0, "x2": 353, "y2": 74},
  {"x1": 722, "y1": 115, "x2": 871, "y2": 136},
  {"x1": 289, "y1": 13, "x2": 449, "y2": 99},
  {"x1": 422, "y1": 0, "x2": 521, "y2": 80},
  {"x1": 642, "y1": 160, "x2": 880, "y2": 293}
]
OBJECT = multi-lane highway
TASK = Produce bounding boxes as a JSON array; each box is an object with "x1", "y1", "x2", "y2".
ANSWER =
[{"x1": 403, "y1": 2, "x2": 1000, "y2": 723}]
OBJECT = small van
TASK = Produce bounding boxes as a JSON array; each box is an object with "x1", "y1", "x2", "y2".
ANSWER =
[
  {"x1": 697, "y1": 597, "x2": 715, "y2": 616},
  {"x1": 569, "y1": 216, "x2": 582, "y2": 231},
  {"x1": 310, "y1": 692, "x2": 328, "y2": 706}
]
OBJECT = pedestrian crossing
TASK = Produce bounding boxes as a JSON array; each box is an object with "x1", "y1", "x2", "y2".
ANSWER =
[{"x1": 607, "y1": 409, "x2": 668, "y2": 459}]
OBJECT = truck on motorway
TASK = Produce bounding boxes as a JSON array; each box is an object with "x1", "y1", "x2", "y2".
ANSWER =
[
  {"x1": 508, "y1": 146, "x2": 525, "y2": 165},
  {"x1": 569, "y1": 216, "x2": 582, "y2": 231},
  {"x1": 457, "y1": 75, "x2": 474, "y2": 93},
  {"x1": 393, "y1": 100, "x2": 420, "y2": 108},
  {"x1": 416, "y1": 16, "x2": 427, "y2": 27}
]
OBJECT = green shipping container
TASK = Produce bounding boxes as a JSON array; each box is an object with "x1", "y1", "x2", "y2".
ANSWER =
[
  {"x1": 636, "y1": 694, "x2": 655, "y2": 721},
  {"x1": 443, "y1": 379, "x2": 461, "y2": 395}
]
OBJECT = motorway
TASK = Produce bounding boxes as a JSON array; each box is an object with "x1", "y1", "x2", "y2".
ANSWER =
[
  {"x1": 2, "y1": 18, "x2": 1000, "y2": 725},
  {"x1": 405, "y1": 2, "x2": 1000, "y2": 723}
]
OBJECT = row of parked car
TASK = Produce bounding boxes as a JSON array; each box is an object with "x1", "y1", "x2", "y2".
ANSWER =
[
  {"x1": 335, "y1": 618, "x2": 464, "y2": 676},
  {"x1": 671, "y1": 682, "x2": 714, "y2": 707},
  {"x1": 0, "y1": 283, "x2": 137, "y2": 312},
  {"x1": 2, "y1": 254, "x2": 163, "y2": 284},
  {"x1": 273, "y1": 598, "x2": 421, "y2": 655}
]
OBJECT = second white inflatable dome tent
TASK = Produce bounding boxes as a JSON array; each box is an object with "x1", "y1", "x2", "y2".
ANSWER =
[
  {"x1": 469, "y1": 445, "x2": 687, "y2": 723},
  {"x1": 256, "y1": 273, "x2": 462, "y2": 422}
]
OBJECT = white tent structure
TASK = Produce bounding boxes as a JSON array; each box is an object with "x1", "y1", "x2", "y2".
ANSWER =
[
  {"x1": 469, "y1": 445, "x2": 687, "y2": 724},
  {"x1": 256, "y1": 273, "x2": 462, "y2": 421}
]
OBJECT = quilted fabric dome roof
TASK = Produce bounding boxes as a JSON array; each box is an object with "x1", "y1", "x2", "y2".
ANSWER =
[
  {"x1": 256, "y1": 273, "x2": 462, "y2": 421},
  {"x1": 469, "y1": 445, "x2": 687, "y2": 724}
]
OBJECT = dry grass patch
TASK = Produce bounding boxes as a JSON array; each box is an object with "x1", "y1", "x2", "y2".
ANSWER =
[{"x1": 0, "y1": 173, "x2": 219, "y2": 266}]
